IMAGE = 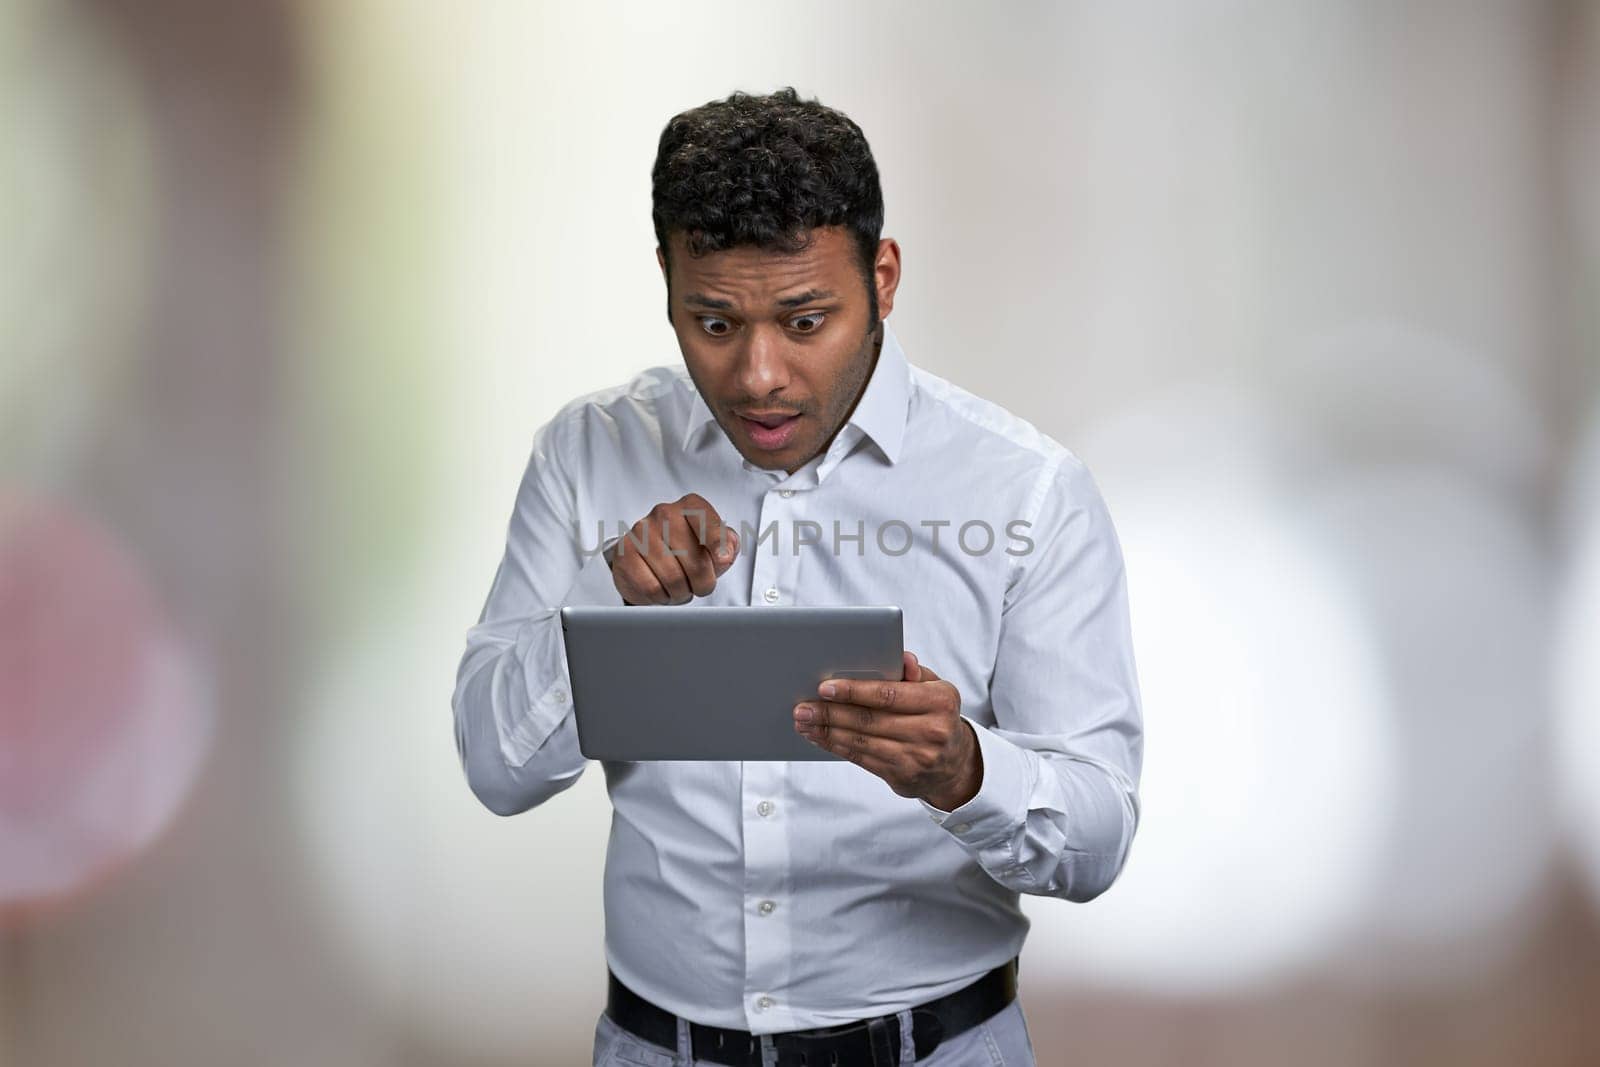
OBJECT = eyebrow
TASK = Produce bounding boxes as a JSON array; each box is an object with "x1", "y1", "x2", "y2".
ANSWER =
[
  {"x1": 776, "y1": 288, "x2": 836, "y2": 308},
  {"x1": 682, "y1": 289, "x2": 838, "y2": 311}
]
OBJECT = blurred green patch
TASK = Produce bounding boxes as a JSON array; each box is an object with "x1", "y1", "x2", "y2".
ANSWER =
[{"x1": 286, "y1": 1, "x2": 451, "y2": 647}]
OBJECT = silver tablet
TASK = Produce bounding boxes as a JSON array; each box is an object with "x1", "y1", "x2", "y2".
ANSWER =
[{"x1": 560, "y1": 605, "x2": 903, "y2": 761}]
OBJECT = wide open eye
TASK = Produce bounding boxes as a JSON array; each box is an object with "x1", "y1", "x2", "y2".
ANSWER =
[
  {"x1": 696, "y1": 316, "x2": 734, "y2": 337},
  {"x1": 789, "y1": 313, "x2": 826, "y2": 334}
]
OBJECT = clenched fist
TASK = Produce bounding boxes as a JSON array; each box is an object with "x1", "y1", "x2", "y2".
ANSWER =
[{"x1": 605, "y1": 492, "x2": 740, "y2": 605}]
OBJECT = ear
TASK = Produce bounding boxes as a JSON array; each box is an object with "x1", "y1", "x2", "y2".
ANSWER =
[
  {"x1": 656, "y1": 246, "x2": 673, "y2": 324},
  {"x1": 873, "y1": 237, "x2": 902, "y2": 321}
]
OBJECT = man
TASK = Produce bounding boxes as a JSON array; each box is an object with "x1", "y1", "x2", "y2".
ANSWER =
[{"x1": 452, "y1": 87, "x2": 1143, "y2": 1067}]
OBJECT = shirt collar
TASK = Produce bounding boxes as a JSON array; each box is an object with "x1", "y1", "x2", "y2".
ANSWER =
[{"x1": 679, "y1": 320, "x2": 912, "y2": 465}]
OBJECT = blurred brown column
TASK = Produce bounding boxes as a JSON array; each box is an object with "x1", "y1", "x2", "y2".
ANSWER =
[{"x1": 3, "y1": 1, "x2": 386, "y2": 1064}]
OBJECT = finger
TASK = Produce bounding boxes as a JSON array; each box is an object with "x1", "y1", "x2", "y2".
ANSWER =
[
  {"x1": 796, "y1": 700, "x2": 907, "y2": 740},
  {"x1": 815, "y1": 677, "x2": 929, "y2": 712},
  {"x1": 618, "y1": 514, "x2": 686, "y2": 602},
  {"x1": 903, "y1": 650, "x2": 919, "y2": 683},
  {"x1": 715, "y1": 528, "x2": 740, "y2": 574},
  {"x1": 614, "y1": 551, "x2": 670, "y2": 605},
  {"x1": 800, "y1": 718, "x2": 871, "y2": 758},
  {"x1": 907, "y1": 651, "x2": 941, "y2": 683},
  {"x1": 679, "y1": 495, "x2": 739, "y2": 574},
  {"x1": 665, "y1": 511, "x2": 718, "y2": 597},
  {"x1": 641, "y1": 530, "x2": 695, "y2": 603},
  {"x1": 798, "y1": 721, "x2": 902, "y2": 776}
]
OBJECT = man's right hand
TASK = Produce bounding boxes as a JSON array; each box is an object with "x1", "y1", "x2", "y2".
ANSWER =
[{"x1": 605, "y1": 492, "x2": 740, "y2": 605}]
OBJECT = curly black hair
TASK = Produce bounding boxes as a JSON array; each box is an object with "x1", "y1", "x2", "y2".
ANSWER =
[{"x1": 651, "y1": 87, "x2": 885, "y2": 327}]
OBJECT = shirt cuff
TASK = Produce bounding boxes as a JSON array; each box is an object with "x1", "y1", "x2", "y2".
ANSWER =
[
  {"x1": 919, "y1": 716, "x2": 1035, "y2": 845},
  {"x1": 501, "y1": 616, "x2": 577, "y2": 765}
]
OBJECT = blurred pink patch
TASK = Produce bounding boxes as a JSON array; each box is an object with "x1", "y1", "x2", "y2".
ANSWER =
[{"x1": 0, "y1": 492, "x2": 212, "y2": 924}]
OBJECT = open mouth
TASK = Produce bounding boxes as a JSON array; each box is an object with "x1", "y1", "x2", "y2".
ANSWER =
[{"x1": 736, "y1": 411, "x2": 802, "y2": 450}]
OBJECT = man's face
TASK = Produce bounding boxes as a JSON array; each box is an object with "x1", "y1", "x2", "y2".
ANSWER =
[{"x1": 658, "y1": 226, "x2": 900, "y2": 474}]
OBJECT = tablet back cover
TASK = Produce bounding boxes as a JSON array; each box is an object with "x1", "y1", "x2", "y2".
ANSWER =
[{"x1": 560, "y1": 605, "x2": 903, "y2": 760}]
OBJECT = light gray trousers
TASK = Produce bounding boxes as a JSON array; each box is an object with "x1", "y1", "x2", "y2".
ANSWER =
[{"x1": 591, "y1": 998, "x2": 1036, "y2": 1066}]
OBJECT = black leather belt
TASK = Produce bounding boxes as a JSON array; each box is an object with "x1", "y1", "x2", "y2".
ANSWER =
[{"x1": 605, "y1": 958, "x2": 1018, "y2": 1067}]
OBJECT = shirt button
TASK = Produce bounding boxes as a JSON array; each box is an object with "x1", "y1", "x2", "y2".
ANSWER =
[
  {"x1": 779, "y1": 488, "x2": 795, "y2": 498},
  {"x1": 763, "y1": 587, "x2": 780, "y2": 604},
  {"x1": 550, "y1": 688, "x2": 568, "y2": 704},
  {"x1": 953, "y1": 822, "x2": 971, "y2": 834},
  {"x1": 755, "y1": 995, "x2": 774, "y2": 1012},
  {"x1": 758, "y1": 900, "x2": 776, "y2": 916},
  {"x1": 757, "y1": 800, "x2": 775, "y2": 817}
]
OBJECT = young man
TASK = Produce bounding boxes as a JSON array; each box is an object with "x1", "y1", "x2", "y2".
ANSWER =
[{"x1": 452, "y1": 87, "x2": 1143, "y2": 1067}]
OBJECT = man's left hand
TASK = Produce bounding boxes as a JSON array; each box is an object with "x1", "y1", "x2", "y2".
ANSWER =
[{"x1": 794, "y1": 650, "x2": 982, "y2": 811}]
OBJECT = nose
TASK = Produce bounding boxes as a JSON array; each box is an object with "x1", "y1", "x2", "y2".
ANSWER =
[{"x1": 734, "y1": 325, "x2": 791, "y2": 398}]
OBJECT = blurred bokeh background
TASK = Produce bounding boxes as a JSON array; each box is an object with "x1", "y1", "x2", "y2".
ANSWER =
[{"x1": 3, "y1": 1, "x2": 1599, "y2": 1064}]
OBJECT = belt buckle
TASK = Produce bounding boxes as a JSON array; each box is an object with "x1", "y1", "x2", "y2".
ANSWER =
[
  {"x1": 732, "y1": 1004, "x2": 949, "y2": 1066},
  {"x1": 770, "y1": 1015, "x2": 900, "y2": 1067},
  {"x1": 691, "y1": 1026, "x2": 759, "y2": 1066},
  {"x1": 773, "y1": 1010, "x2": 944, "y2": 1065}
]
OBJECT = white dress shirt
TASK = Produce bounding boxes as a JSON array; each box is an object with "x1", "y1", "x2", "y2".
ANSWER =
[{"x1": 452, "y1": 321, "x2": 1143, "y2": 1033}]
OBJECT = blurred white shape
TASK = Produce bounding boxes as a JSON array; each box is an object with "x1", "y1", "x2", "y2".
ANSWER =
[
  {"x1": 1280, "y1": 320, "x2": 1546, "y2": 493},
  {"x1": 1022, "y1": 388, "x2": 1394, "y2": 994},
  {"x1": 1072, "y1": 381, "x2": 1321, "y2": 496},
  {"x1": 1022, "y1": 489, "x2": 1393, "y2": 995},
  {"x1": 290, "y1": 561, "x2": 611, "y2": 1057},
  {"x1": 1556, "y1": 411, "x2": 1600, "y2": 913},
  {"x1": 0, "y1": 494, "x2": 212, "y2": 917},
  {"x1": 1301, "y1": 468, "x2": 1553, "y2": 986}
]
